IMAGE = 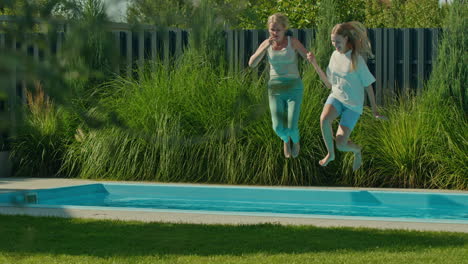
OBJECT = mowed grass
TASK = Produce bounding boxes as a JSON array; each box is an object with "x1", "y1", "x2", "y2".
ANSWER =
[{"x1": 0, "y1": 215, "x2": 466, "y2": 264}]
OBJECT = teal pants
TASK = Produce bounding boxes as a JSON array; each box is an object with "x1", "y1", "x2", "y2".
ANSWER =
[{"x1": 267, "y1": 77, "x2": 304, "y2": 143}]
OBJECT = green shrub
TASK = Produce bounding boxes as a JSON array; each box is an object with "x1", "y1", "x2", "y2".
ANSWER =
[
  {"x1": 339, "y1": 0, "x2": 467, "y2": 190},
  {"x1": 62, "y1": 47, "x2": 336, "y2": 185},
  {"x1": 10, "y1": 82, "x2": 74, "y2": 177},
  {"x1": 364, "y1": 0, "x2": 447, "y2": 28}
]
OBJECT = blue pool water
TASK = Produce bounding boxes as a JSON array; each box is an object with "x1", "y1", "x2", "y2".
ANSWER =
[{"x1": 0, "y1": 183, "x2": 467, "y2": 224}]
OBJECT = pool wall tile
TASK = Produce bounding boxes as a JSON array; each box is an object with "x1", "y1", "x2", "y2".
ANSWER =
[{"x1": 0, "y1": 184, "x2": 108, "y2": 204}]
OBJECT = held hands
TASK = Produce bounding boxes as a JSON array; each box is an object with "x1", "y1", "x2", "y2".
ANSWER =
[
  {"x1": 307, "y1": 51, "x2": 331, "y2": 89},
  {"x1": 373, "y1": 112, "x2": 388, "y2": 120},
  {"x1": 306, "y1": 52, "x2": 317, "y2": 65}
]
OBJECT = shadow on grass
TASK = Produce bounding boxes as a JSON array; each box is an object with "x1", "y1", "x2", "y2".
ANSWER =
[{"x1": 0, "y1": 214, "x2": 466, "y2": 257}]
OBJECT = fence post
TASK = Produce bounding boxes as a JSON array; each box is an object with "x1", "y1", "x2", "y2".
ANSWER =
[
  {"x1": 33, "y1": 33, "x2": 39, "y2": 62},
  {"x1": 249, "y1": 30, "x2": 258, "y2": 78},
  {"x1": 375, "y1": 28, "x2": 383, "y2": 105},
  {"x1": 403, "y1": 28, "x2": 411, "y2": 95},
  {"x1": 151, "y1": 29, "x2": 158, "y2": 61},
  {"x1": 291, "y1": 29, "x2": 299, "y2": 40},
  {"x1": 114, "y1": 31, "x2": 121, "y2": 74},
  {"x1": 417, "y1": 28, "x2": 425, "y2": 95},
  {"x1": 44, "y1": 30, "x2": 51, "y2": 69},
  {"x1": 388, "y1": 28, "x2": 396, "y2": 98},
  {"x1": 0, "y1": 33, "x2": 5, "y2": 130},
  {"x1": 163, "y1": 30, "x2": 170, "y2": 65},
  {"x1": 150, "y1": 29, "x2": 158, "y2": 72},
  {"x1": 251, "y1": 29, "x2": 258, "y2": 51},
  {"x1": 138, "y1": 29, "x2": 145, "y2": 75},
  {"x1": 431, "y1": 28, "x2": 440, "y2": 69},
  {"x1": 9, "y1": 37, "x2": 17, "y2": 137},
  {"x1": 263, "y1": 29, "x2": 270, "y2": 75},
  {"x1": 304, "y1": 29, "x2": 314, "y2": 50},
  {"x1": 56, "y1": 24, "x2": 64, "y2": 58},
  {"x1": 20, "y1": 35, "x2": 27, "y2": 105},
  {"x1": 239, "y1": 30, "x2": 245, "y2": 69},
  {"x1": 226, "y1": 30, "x2": 233, "y2": 72},
  {"x1": 175, "y1": 28, "x2": 182, "y2": 58},
  {"x1": 383, "y1": 28, "x2": 388, "y2": 103},
  {"x1": 234, "y1": 30, "x2": 239, "y2": 72},
  {"x1": 126, "y1": 30, "x2": 132, "y2": 78}
]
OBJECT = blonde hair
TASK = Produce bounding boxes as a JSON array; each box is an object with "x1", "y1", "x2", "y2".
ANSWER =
[
  {"x1": 331, "y1": 21, "x2": 373, "y2": 71},
  {"x1": 267, "y1": 13, "x2": 289, "y2": 29}
]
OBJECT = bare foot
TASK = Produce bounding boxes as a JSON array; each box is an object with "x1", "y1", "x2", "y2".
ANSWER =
[
  {"x1": 319, "y1": 153, "x2": 335, "y2": 167},
  {"x1": 283, "y1": 141, "x2": 291, "y2": 158},
  {"x1": 353, "y1": 151, "x2": 362, "y2": 171},
  {"x1": 291, "y1": 142, "x2": 300, "y2": 158}
]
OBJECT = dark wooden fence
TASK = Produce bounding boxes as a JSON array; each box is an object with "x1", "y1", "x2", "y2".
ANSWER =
[{"x1": 0, "y1": 22, "x2": 442, "y2": 108}]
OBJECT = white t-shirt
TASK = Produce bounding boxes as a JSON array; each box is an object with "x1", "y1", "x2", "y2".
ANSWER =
[{"x1": 326, "y1": 50, "x2": 376, "y2": 114}]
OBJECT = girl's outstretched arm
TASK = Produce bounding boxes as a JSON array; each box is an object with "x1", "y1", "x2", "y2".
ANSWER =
[
  {"x1": 306, "y1": 52, "x2": 331, "y2": 89},
  {"x1": 292, "y1": 37, "x2": 330, "y2": 88},
  {"x1": 249, "y1": 39, "x2": 271, "y2": 68},
  {"x1": 291, "y1": 37, "x2": 309, "y2": 60},
  {"x1": 365, "y1": 85, "x2": 387, "y2": 119}
]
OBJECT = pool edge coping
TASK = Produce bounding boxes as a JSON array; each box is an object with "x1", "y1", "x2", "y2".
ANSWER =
[
  {"x1": 1, "y1": 205, "x2": 467, "y2": 233},
  {"x1": 1, "y1": 177, "x2": 467, "y2": 194}
]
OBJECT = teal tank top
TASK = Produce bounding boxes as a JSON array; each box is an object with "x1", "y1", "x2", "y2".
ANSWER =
[{"x1": 267, "y1": 36, "x2": 300, "y2": 80}]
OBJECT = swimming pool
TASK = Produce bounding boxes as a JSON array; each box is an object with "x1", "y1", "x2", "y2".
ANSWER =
[{"x1": 0, "y1": 183, "x2": 467, "y2": 224}]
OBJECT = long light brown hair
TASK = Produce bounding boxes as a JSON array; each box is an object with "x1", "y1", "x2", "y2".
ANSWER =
[{"x1": 331, "y1": 21, "x2": 373, "y2": 71}]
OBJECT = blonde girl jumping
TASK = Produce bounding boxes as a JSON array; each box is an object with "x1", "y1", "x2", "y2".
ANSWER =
[
  {"x1": 308, "y1": 22, "x2": 386, "y2": 170},
  {"x1": 249, "y1": 13, "x2": 324, "y2": 158}
]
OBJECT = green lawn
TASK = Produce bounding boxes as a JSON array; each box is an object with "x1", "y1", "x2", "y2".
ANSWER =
[{"x1": 0, "y1": 215, "x2": 466, "y2": 264}]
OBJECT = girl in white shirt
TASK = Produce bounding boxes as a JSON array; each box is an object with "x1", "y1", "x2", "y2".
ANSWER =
[
  {"x1": 307, "y1": 21, "x2": 386, "y2": 171},
  {"x1": 249, "y1": 13, "x2": 325, "y2": 158}
]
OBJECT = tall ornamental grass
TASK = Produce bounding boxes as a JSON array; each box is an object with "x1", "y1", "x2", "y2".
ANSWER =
[
  {"x1": 62, "y1": 47, "x2": 334, "y2": 185},
  {"x1": 10, "y1": 82, "x2": 73, "y2": 177},
  {"x1": 8, "y1": 0, "x2": 117, "y2": 177},
  {"x1": 339, "y1": 0, "x2": 467, "y2": 190},
  {"x1": 422, "y1": 0, "x2": 467, "y2": 188}
]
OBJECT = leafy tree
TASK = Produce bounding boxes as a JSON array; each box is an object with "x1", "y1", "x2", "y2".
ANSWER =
[
  {"x1": 220, "y1": 0, "x2": 367, "y2": 29},
  {"x1": 126, "y1": 0, "x2": 367, "y2": 29},
  {"x1": 364, "y1": 0, "x2": 447, "y2": 28},
  {"x1": 363, "y1": 0, "x2": 401, "y2": 28},
  {"x1": 0, "y1": 0, "x2": 84, "y2": 20},
  {"x1": 403, "y1": 0, "x2": 446, "y2": 28},
  {"x1": 236, "y1": 0, "x2": 319, "y2": 29},
  {"x1": 334, "y1": 0, "x2": 366, "y2": 23},
  {"x1": 126, "y1": 0, "x2": 194, "y2": 27}
]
